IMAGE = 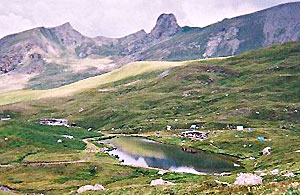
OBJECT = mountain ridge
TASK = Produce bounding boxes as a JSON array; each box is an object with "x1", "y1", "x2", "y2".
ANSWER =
[{"x1": 0, "y1": 2, "x2": 300, "y2": 91}]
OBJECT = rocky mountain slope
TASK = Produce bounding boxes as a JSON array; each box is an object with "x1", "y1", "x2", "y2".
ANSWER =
[
  {"x1": 77, "y1": 2, "x2": 300, "y2": 61},
  {"x1": 0, "y1": 2, "x2": 300, "y2": 90}
]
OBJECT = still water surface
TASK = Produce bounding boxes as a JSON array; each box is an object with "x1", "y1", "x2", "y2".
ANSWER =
[{"x1": 105, "y1": 136, "x2": 240, "y2": 174}]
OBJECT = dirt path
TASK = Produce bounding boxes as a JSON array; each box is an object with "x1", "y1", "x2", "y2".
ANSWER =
[
  {"x1": 81, "y1": 137, "x2": 101, "y2": 161},
  {"x1": 25, "y1": 160, "x2": 86, "y2": 166}
]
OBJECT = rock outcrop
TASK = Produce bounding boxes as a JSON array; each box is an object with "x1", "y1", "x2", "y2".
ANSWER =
[
  {"x1": 77, "y1": 184, "x2": 105, "y2": 193},
  {"x1": 149, "y1": 13, "x2": 181, "y2": 39},
  {"x1": 234, "y1": 173, "x2": 263, "y2": 186}
]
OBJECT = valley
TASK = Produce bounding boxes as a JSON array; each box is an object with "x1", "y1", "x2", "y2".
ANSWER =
[
  {"x1": 0, "y1": 42, "x2": 299, "y2": 194},
  {"x1": 0, "y1": 2, "x2": 300, "y2": 194}
]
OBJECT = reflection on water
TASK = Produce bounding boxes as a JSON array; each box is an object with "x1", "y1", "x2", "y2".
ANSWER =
[{"x1": 106, "y1": 136, "x2": 240, "y2": 174}]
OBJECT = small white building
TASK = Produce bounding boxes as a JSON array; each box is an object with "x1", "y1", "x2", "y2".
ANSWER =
[{"x1": 237, "y1": 126, "x2": 244, "y2": 131}]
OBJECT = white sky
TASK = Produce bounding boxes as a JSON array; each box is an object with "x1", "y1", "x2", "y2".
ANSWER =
[{"x1": 0, "y1": 0, "x2": 296, "y2": 39}]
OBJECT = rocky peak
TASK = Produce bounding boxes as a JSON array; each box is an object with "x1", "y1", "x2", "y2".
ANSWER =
[
  {"x1": 52, "y1": 22, "x2": 76, "y2": 32},
  {"x1": 149, "y1": 13, "x2": 181, "y2": 39},
  {"x1": 119, "y1": 29, "x2": 147, "y2": 43},
  {"x1": 134, "y1": 29, "x2": 147, "y2": 37},
  {"x1": 51, "y1": 22, "x2": 86, "y2": 47}
]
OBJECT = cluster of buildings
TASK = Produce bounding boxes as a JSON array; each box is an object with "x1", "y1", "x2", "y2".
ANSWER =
[
  {"x1": 40, "y1": 118, "x2": 68, "y2": 127},
  {"x1": 180, "y1": 130, "x2": 209, "y2": 139}
]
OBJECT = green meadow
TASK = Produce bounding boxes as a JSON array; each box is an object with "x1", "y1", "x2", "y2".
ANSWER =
[{"x1": 0, "y1": 42, "x2": 299, "y2": 194}]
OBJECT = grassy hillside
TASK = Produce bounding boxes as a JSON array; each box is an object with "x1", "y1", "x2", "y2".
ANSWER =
[
  {"x1": 0, "y1": 61, "x2": 186, "y2": 106},
  {"x1": 0, "y1": 42, "x2": 299, "y2": 194},
  {"x1": 44, "y1": 42, "x2": 300, "y2": 132}
]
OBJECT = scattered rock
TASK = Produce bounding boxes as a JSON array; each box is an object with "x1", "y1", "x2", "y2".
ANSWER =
[
  {"x1": 234, "y1": 163, "x2": 241, "y2": 167},
  {"x1": 57, "y1": 139, "x2": 62, "y2": 143},
  {"x1": 283, "y1": 172, "x2": 295, "y2": 178},
  {"x1": 270, "y1": 169, "x2": 279, "y2": 175},
  {"x1": 254, "y1": 170, "x2": 268, "y2": 177},
  {"x1": 0, "y1": 186, "x2": 14, "y2": 193},
  {"x1": 262, "y1": 147, "x2": 272, "y2": 155},
  {"x1": 150, "y1": 179, "x2": 175, "y2": 186},
  {"x1": 77, "y1": 184, "x2": 105, "y2": 193},
  {"x1": 62, "y1": 135, "x2": 74, "y2": 139},
  {"x1": 166, "y1": 125, "x2": 171, "y2": 130},
  {"x1": 234, "y1": 173, "x2": 262, "y2": 186},
  {"x1": 158, "y1": 170, "x2": 168, "y2": 175},
  {"x1": 159, "y1": 70, "x2": 170, "y2": 78},
  {"x1": 215, "y1": 180, "x2": 231, "y2": 186}
]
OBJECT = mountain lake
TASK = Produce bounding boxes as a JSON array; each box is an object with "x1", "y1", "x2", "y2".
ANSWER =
[{"x1": 103, "y1": 136, "x2": 241, "y2": 174}]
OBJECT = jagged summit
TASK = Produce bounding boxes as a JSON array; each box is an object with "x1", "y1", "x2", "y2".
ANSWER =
[
  {"x1": 52, "y1": 22, "x2": 74, "y2": 30},
  {"x1": 149, "y1": 13, "x2": 181, "y2": 39},
  {"x1": 51, "y1": 22, "x2": 86, "y2": 47}
]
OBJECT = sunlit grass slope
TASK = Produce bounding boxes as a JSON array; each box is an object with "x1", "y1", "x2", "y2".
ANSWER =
[{"x1": 0, "y1": 61, "x2": 188, "y2": 106}]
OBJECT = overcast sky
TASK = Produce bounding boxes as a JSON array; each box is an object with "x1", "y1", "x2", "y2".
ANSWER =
[{"x1": 0, "y1": 0, "x2": 296, "y2": 39}]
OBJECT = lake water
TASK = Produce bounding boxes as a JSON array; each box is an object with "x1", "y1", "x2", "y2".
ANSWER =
[{"x1": 105, "y1": 136, "x2": 240, "y2": 174}]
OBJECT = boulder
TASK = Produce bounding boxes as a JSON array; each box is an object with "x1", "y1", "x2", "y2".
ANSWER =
[
  {"x1": 158, "y1": 170, "x2": 168, "y2": 175},
  {"x1": 283, "y1": 172, "x2": 295, "y2": 178},
  {"x1": 166, "y1": 125, "x2": 171, "y2": 130},
  {"x1": 234, "y1": 173, "x2": 262, "y2": 186},
  {"x1": 0, "y1": 186, "x2": 14, "y2": 193},
  {"x1": 262, "y1": 147, "x2": 272, "y2": 155},
  {"x1": 270, "y1": 169, "x2": 279, "y2": 175},
  {"x1": 77, "y1": 184, "x2": 105, "y2": 193},
  {"x1": 150, "y1": 179, "x2": 175, "y2": 186}
]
